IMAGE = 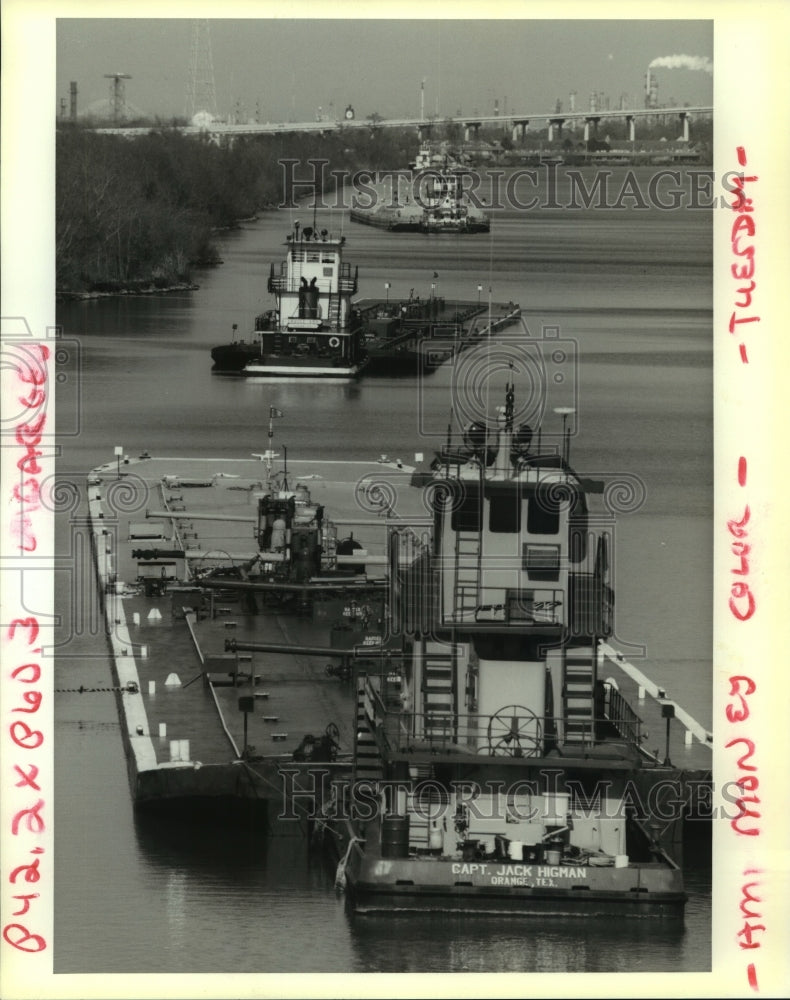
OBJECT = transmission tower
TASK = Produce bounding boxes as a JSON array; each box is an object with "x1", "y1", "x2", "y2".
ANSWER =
[
  {"x1": 104, "y1": 73, "x2": 132, "y2": 123},
  {"x1": 186, "y1": 20, "x2": 218, "y2": 120}
]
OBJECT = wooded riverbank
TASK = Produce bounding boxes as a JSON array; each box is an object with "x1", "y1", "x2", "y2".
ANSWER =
[{"x1": 56, "y1": 124, "x2": 415, "y2": 296}]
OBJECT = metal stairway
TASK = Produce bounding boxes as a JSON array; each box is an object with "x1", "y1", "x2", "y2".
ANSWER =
[
  {"x1": 354, "y1": 674, "x2": 383, "y2": 779},
  {"x1": 563, "y1": 645, "x2": 596, "y2": 747},
  {"x1": 422, "y1": 645, "x2": 457, "y2": 743},
  {"x1": 327, "y1": 292, "x2": 342, "y2": 331}
]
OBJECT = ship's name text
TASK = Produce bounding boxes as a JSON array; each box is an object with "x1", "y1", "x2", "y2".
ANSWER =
[{"x1": 451, "y1": 863, "x2": 587, "y2": 885}]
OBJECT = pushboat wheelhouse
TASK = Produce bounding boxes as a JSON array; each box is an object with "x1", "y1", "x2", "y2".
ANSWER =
[{"x1": 211, "y1": 223, "x2": 366, "y2": 378}]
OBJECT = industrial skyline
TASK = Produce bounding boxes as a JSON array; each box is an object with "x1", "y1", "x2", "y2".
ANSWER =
[{"x1": 56, "y1": 18, "x2": 713, "y2": 125}]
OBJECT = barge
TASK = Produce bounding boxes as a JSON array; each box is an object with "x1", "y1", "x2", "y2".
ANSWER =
[
  {"x1": 358, "y1": 297, "x2": 522, "y2": 375},
  {"x1": 87, "y1": 443, "x2": 424, "y2": 824}
]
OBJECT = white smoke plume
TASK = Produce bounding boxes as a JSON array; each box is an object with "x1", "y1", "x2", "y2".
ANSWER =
[{"x1": 649, "y1": 54, "x2": 713, "y2": 74}]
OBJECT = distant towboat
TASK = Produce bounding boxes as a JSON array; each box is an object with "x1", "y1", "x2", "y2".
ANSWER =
[{"x1": 350, "y1": 146, "x2": 490, "y2": 234}]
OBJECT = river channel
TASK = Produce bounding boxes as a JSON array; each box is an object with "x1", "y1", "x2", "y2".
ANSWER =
[{"x1": 54, "y1": 164, "x2": 712, "y2": 976}]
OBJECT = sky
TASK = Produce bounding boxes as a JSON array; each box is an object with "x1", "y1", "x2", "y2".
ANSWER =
[{"x1": 56, "y1": 16, "x2": 713, "y2": 123}]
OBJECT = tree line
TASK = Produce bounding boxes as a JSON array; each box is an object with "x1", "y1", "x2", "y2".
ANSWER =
[{"x1": 56, "y1": 125, "x2": 416, "y2": 294}]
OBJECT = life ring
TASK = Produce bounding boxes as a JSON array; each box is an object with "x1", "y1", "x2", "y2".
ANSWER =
[{"x1": 328, "y1": 336, "x2": 340, "y2": 348}]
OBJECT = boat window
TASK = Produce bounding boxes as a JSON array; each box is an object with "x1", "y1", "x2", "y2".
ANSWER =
[
  {"x1": 522, "y1": 544, "x2": 560, "y2": 581},
  {"x1": 527, "y1": 496, "x2": 560, "y2": 535},
  {"x1": 451, "y1": 491, "x2": 482, "y2": 532},
  {"x1": 489, "y1": 493, "x2": 521, "y2": 533}
]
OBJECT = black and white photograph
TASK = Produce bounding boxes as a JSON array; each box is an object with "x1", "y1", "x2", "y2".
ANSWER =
[{"x1": 1, "y1": 2, "x2": 788, "y2": 997}]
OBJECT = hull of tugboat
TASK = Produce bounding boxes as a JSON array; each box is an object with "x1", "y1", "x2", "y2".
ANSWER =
[
  {"x1": 241, "y1": 358, "x2": 366, "y2": 378},
  {"x1": 418, "y1": 217, "x2": 490, "y2": 234},
  {"x1": 210, "y1": 342, "x2": 259, "y2": 373},
  {"x1": 341, "y1": 844, "x2": 686, "y2": 917}
]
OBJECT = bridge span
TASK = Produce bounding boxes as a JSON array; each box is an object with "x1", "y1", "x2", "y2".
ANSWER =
[{"x1": 94, "y1": 105, "x2": 712, "y2": 144}]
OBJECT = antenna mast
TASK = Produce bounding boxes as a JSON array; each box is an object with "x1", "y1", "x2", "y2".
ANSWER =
[
  {"x1": 104, "y1": 73, "x2": 131, "y2": 123},
  {"x1": 186, "y1": 19, "x2": 218, "y2": 120}
]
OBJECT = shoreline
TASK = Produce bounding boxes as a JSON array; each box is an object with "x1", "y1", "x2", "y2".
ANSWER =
[{"x1": 56, "y1": 279, "x2": 201, "y2": 302}]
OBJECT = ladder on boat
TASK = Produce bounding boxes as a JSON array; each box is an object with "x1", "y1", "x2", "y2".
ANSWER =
[
  {"x1": 327, "y1": 292, "x2": 342, "y2": 332},
  {"x1": 321, "y1": 523, "x2": 338, "y2": 570},
  {"x1": 422, "y1": 644, "x2": 457, "y2": 744},
  {"x1": 563, "y1": 645, "x2": 596, "y2": 747},
  {"x1": 354, "y1": 673, "x2": 383, "y2": 780},
  {"x1": 452, "y1": 530, "x2": 481, "y2": 621}
]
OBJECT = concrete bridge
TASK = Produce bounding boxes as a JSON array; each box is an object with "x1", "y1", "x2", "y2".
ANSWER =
[{"x1": 94, "y1": 105, "x2": 712, "y2": 144}]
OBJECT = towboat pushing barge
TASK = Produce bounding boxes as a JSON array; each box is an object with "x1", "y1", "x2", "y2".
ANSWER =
[
  {"x1": 89, "y1": 352, "x2": 710, "y2": 915},
  {"x1": 350, "y1": 147, "x2": 489, "y2": 234},
  {"x1": 211, "y1": 222, "x2": 520, "y2": 376}
]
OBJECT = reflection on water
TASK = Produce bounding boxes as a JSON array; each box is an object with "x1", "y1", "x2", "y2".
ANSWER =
[
  {"x1": 346, "y1": 910, "x2": 689, "y2": 974},
  {"x1": 128, "y1": 812, "x2": 707, "y2": 975}
]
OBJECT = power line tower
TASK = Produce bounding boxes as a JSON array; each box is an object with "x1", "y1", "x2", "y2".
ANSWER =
[
  {"x1": 186, "y1": 19, "x2": 218, "y2": 120},
  {"x1": 104, "y1": 73, "x2": 132, "y2": 123}
]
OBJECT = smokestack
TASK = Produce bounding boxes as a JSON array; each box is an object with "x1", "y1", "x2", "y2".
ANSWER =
[
  {"x1": 494, "y1": 98, "x2": 499, "y2": 116},
  {"x1": 70, "y1": 81, "x2": 77, "y2": 120},
  {"x1": 59, "y1": 98, "x2": 66, "y2": 118}
]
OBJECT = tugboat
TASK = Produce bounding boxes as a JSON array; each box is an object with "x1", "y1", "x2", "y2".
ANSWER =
[
  {"x1": 211, "y1": 222, "x2": 367, "y2": 378},
  {"x1": 326, "y1": 382, "x2": 688, "y2": 916},
  {"x1": 417, "y1": 164, "x2": 490, "y2": 234},
  {"x1": 350, "y1": 146, "x2": 489, "y2": 234}
]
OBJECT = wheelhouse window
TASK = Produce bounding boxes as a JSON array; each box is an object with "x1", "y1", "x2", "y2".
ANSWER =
[
  {"x1": 527, "y1": 496, "x2": 559, "y2": 535},
  {"x1": 451, "y1": 490, "x2": 482, "y2": 532},
  {"x1": 523, "y1": 544, "x2": 560, "y2": 581},
  {"x1": 489, "y1": 492, "x2": 522, "y2": 533}
]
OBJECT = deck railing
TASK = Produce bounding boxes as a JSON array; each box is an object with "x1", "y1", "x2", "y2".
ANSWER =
[
  {"x1": 361, "y1": 687, "x2": 642, "y2": 759},
  {"x1": 268, "y1": 262, "x2": 357, "y2": 295},
  {"x1": 604, "y1": 684, "x2": 643, "y2": 745}
]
